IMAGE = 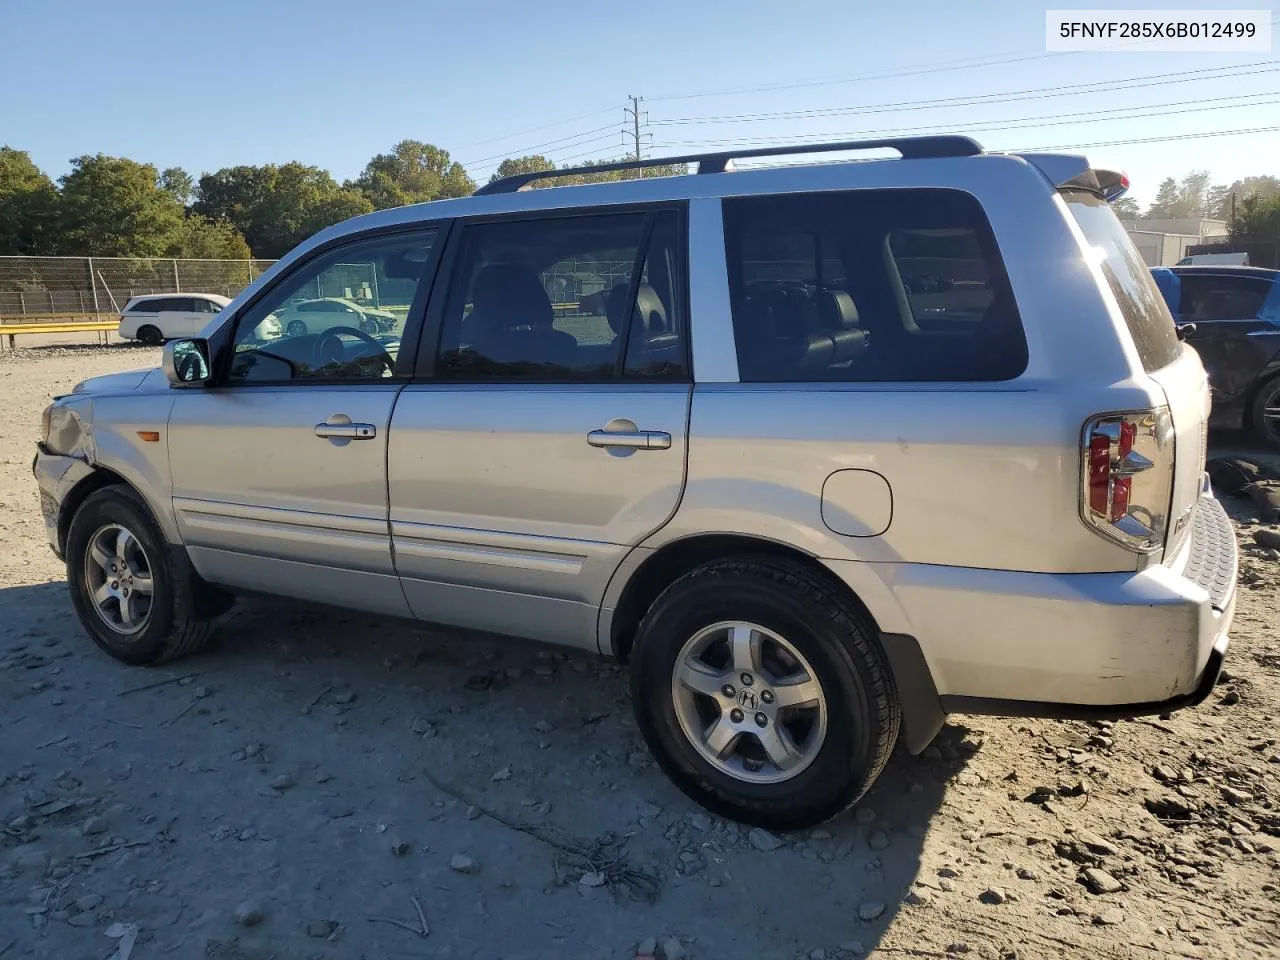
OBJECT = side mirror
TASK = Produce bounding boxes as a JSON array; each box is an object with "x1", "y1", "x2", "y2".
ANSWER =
[{"x1": 162, "y1": 339, "x2": 211, "y2": 386}]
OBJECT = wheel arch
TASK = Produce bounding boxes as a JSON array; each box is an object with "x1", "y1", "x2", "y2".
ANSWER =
[
  {"x1": 57, "y1": 465, "x2": 129, "y2": 557},
  {"x1": 57, "y1": 465, "x2": 177, "y2": 559},
  {"x1": 600, "y1": 532, "x2": 944, "y2": 754}
]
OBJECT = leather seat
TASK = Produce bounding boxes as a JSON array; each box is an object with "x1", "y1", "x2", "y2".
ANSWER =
[{"x1": 465, "y1": 264, "x2": 578, "y2": 367}]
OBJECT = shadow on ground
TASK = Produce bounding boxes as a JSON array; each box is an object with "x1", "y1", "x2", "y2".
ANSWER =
[{"x1": 0, "y1": 581, "x2": 973, "y2": 960}]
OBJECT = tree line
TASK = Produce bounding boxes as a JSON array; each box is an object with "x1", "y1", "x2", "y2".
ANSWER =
[
  {"x1": 0, "y1": 141, "x2": 685, "y2": 261},
  {"x1": 1113, "y1": 171, "x2": 1280, "y2": 222},
  {"x1": 2, "y1": 140, "x2": 1276, "y2": 261},
  {"x1": 1111, "y1": 171, "x2": 1280, "y2": 259}
]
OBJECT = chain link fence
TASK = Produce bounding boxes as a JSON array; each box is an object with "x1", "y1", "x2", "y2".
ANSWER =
[{"x1": 0, "y1": 256, "x2": 278, "y2": 322}]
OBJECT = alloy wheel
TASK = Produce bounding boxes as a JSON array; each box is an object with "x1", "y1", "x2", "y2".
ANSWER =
[
  {"x1": 83, "y1": 523, "x2": 154, "y2": 636},
  {"x1": 670, "y1": 620, "x2": 828, "y2": 784}
]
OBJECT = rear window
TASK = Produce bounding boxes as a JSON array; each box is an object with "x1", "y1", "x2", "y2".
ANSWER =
[
  {"x1": 1063, "y1": 190, "x2": 1182, "y2": 372},
  {"x1": 723, "y1": 188, "x2": 1026, "y2": 382}
]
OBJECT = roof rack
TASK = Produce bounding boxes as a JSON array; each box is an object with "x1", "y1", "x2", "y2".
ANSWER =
[{"x1": 474, "y1": 136, "x2": 984, "y2": 196}]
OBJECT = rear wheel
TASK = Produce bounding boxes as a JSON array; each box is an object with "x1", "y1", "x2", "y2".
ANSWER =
[
  {"x1": 630, "y1": 557, "x2": 900, "y2": 829},
  {"x1": 66, "y1": 486, "x2": 228, "y2": 665},
  {"x1": 286, "y1": 319, "x2": 307, "y2": 338},
  {"x1": 136, "y1": 325, "x2": 163, "y2": 346},
  {"x1": 1252, "y1": 376, "x2": 1280, "y2": 451}
]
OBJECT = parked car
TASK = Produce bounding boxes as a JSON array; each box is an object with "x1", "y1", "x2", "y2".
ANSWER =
[
  {"x1": 1150, "y1": 265, "x2": 1280, "y2": 447},
  {"x1": 35, "y1": 137, "x2": 1236, "y2": 828},
  {"x1": 1176, "y1": 252, "x2": 1250, "y2": 267},
  {"x1": 267, "y1": 297, "x2": 399, "y2": 338},
  {"x1": 117, "y1": 294, "x2": 226, "y2": 345},
  {"x1": 117, "y1": 293, "x2": 282, "y2": 346}
]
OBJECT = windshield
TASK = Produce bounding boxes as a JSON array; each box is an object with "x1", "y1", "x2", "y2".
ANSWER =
[{"x1": 1063, "y1": 190, "x2": 1182, "y2": 372}]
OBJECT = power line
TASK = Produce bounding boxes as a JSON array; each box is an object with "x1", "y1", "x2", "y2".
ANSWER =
[
  {"x1": 645, "y1": 17, "x2": 1280, "y2": 104},
  {"x1": 649, "y1": 92, "x2": 1280, "y2": 150},
  {"x1": 468, "y1": 130, "x2": 627, "y2": 178},
  {"x1": 651, "y1": 125, "x2": 1280, "y2": 171},
  {"x1": 653, "y1": 62, "x2": 1280, "y2": 126},
  {"x1": 452, "y1": 105, "x2": 617, "y2": 151},
  {"x1": 461, "y1": 123, "x2": 621, "y2": 168},
  {"x1": 1004, "y1": 125, "x2": 1280, "y2": 153},
  {"x1": 647, "y1": 47, "x2": 1082, "y2": 102}
]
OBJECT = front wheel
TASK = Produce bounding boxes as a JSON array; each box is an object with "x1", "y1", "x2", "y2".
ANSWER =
[
  {"x1": 630, "y1": 557, "x2": 900, "y2": 829},
  {"x1": 66, "y1": 486, "x2": 228, "y2": 665},
  {"x1": 1252, "y1": 376, "x2": 1280, "y2": 451}
]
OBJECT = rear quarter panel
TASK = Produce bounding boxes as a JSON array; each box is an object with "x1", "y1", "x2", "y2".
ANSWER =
[{"x1": 660, "y1": 158, "x2": 1157, "y2": 577}]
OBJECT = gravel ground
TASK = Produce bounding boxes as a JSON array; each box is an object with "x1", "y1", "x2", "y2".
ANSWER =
[{"x1": 1, "y1": 344, "x2": 1277, "y2": 960}]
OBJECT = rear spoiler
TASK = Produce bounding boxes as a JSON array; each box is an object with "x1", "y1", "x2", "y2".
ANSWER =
[{"x1": 1013, "y1": 153, "x2": 1130, "y2": 202}]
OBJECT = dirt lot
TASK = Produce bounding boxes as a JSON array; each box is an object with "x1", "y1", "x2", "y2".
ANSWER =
[{"x1": 1, "y1": 344, "x2": 1277, "y2": 960}]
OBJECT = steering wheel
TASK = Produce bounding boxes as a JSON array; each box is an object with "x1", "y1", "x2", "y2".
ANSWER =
[{"x1": 314, "y1": 325, "x2": 394, "y2": 376}]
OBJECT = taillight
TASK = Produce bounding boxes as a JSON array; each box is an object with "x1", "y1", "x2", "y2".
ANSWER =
[{"x1": 1081, "y1": 409, "x2": 1174, "y2": 552}]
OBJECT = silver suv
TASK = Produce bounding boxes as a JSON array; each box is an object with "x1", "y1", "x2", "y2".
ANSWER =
[{"x1": 33, "y1": 138, "x2": 1238, "y2": 828}]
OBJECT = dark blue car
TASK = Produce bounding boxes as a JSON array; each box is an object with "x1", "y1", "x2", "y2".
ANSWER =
[{"x1": 1151, "y1": 265, "x2": 1280, "y2": 448}]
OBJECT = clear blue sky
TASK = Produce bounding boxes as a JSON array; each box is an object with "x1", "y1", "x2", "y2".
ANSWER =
[{"x1": 1, "y1": 0, "x2": 1276, "y2": 206}]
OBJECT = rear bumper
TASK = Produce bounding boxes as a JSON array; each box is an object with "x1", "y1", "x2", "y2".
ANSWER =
[{"x1": 862, "y1": 486, "x2": 1237, "y2": 721}]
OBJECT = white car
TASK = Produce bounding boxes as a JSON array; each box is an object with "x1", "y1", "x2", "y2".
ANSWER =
[
  {"x1": 116, "y1": 294, "x2": 282, "y2": 345},
  {"x1": 269, "y1": 297, "x2": 400, "y2": 338}
]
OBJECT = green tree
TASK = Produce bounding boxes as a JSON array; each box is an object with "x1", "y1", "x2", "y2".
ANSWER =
[
  {"x1": 160, "y1": 167, "x2": 195, "y2": 206},
  {"x1": 1144, "y1": 177, "x2": 1183, "y2": 219},
  {"x1": 1111, "y1": 196, "x2": 1141, "y2": 219},
  {"x1": 1208, "y1": 175, "x2": 1280, "y2": 221},
  {"x1": 489, "y1": 154, "x2": 555, "y2": 184},
  {"x1": 1178, "y1": 170, "x2": 1212, "y2": 219},
  {"x1": 534, "y1": 158, "x2": 689, "y2": 189},
  {"x1": 0, "y1": 147, "x2": 59, "y2": 254},
  {"x1": 166, "y1": 214, "x2": 251, "y2": 259},
  {"x1": 57, "y1": 154, "x2": 185, "y2": 256},
  {"x1": 1230, "y1": 194, "x2": 1280, "y2": 246},
  {"x1": 195, "y1": 162, "x2": 372, "y2": 258},
  {"x1": 352, "y1": 140, "x2": 474, "y2": 209}
]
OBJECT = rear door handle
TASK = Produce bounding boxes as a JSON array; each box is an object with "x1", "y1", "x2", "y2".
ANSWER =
[
  {"x1": 315, "y1": 422, "x2": 377, "y2": 440},
  {"x1": 587, "y1": 429, "x2": 671, "y2": 450}
]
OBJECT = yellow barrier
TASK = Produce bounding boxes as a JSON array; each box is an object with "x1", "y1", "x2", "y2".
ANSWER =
[{"x1": 1, "y1": 321, "x2": 119, "y2": 349}]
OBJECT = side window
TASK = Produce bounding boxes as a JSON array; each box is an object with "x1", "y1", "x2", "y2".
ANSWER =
[
  {"x1": 193, "y1": 298, "x2": 222, "y2": 314},
  {"x1": 724, "y1": 189, "x2": 1027, "y2": 382},
  {"x1": 435, "y1": 209, "x2": 686, "y2": 381},
  {"x1": 1181, "y1": 276, "x2": 1272, "y2": 321},
  {"x1": 170, "y1": 297, "x2": 197, "y2": 313},
  {"x1": 227, "y1": 229, "x2": 438, "y2": 383}
]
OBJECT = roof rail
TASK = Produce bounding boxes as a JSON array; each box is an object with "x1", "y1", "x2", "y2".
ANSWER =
[{"x1": 474, "y1": 136, "x2": 985, "y2": 196}]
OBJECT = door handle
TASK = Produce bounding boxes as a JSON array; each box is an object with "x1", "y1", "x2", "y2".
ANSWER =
[
  {"x1": 587, "y1": 429, "x2": 671, "y2": 450},
  {"x1": 315, "y1": 422, "x2": 376, "y2": 440}
]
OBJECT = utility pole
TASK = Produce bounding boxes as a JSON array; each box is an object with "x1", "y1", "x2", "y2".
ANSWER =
[{"x1": 626, "y1": 95, "x2": 643, "y2": 161}]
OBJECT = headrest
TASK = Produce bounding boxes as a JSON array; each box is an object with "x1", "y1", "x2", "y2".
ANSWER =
[
  {"x1": 472, "y1": 264, "x2": 553, "y2": 330},
  {"x1": 816, "y1": 289, "x2": 860, "y2": 329},
  {"x1": 606, "y1": 282, "x2": 669, "y2": 338}
]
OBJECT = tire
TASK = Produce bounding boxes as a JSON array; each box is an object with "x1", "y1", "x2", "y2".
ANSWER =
[
  {"x1": 65, "y1": 485, "x2": 228, "y2": 666},
  {"x1": 1252, "y1": 376, "x2": 1280, "y2": 451},
  {"x1": 630, "y1": 557, "x2": 900, "y2": 829},
  {"x1": 137, "y1": 325, "x2": 163, "y2": 347},
  {"x1": 285, "y1": 320, "x2": 307, "y2": 338}
]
